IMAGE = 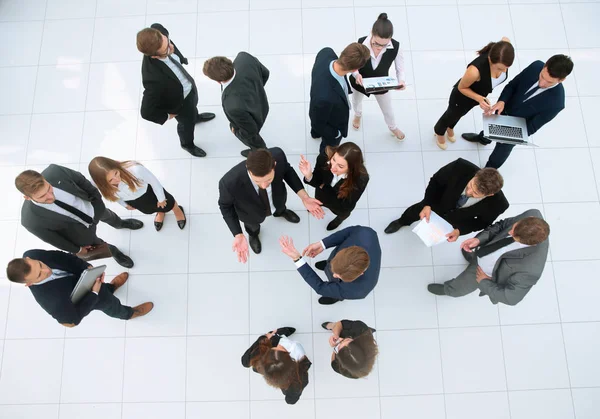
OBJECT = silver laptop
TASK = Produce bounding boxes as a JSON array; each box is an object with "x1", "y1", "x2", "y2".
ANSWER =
[
  {"x1": 482, "y1": 114, "x2": 536, "y2": 147},
  {"x1": 70, "y1": 265, "x2": 106, "y2": 303}
]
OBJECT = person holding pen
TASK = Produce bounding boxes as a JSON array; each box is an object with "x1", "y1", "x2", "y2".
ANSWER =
[{"x1": 433, "y1": 37, "x2": 514, "y2": 150}]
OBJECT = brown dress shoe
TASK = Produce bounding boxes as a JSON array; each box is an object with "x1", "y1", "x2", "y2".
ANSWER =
[
  {"x1": 130, "y1": 302, "x2": 154, "y2": 319},
  {"x1": 110, "y1": 272, "x2": 129, "y2": 292}
]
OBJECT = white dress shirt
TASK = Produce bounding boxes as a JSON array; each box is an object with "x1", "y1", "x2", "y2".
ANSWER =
[
  {"x1": 33, "y1": 187, "x2": 95, "y2": 227},
  {"x1": 352, "y1": 35, "x2": 406, "y2": 83},
  {"x1": 32, "y1": 268, "x2": 70, "y2": 286},
  {"x1": 160, "y1": 53, "x2": 193, "y2": 98},
  {"x1": 330, "y1": 173, "x2": 347, "y2": 187},
  {"x1": 459, "y1": 187, "x2": 484, "y2": 208},
  {"x1": 477, "y1": 237, "x2": 530, "y2": 277},
  {"x1": 277, "y1": 336, "x2": 307, "y2": 362},
  {"x1": 523, "y1": 81, "x2": 559, "y2": 102},
  {"x1": 115, "y1": 163, "x2": 166, "y2": 207},
  {"x1": 247, "y1": 171, "x2": 276, "y2": 214}
]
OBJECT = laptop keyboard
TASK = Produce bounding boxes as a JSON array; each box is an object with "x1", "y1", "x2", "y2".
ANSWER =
[{"x1": 489, "y1": 124, "x2": 523, "y2": 139}]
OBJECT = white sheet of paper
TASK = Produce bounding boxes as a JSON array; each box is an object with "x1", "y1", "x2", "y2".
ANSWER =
[{"x1": 412, "y1": 211, "x2": 454, "y2": 247}]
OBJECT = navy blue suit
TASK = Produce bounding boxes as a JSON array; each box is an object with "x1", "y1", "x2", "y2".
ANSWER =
[
  {"x1": 483, "y1": 60, "x2": 565, "y2": 168},
  {"x1": 297, "y1": 226, "x2": 381, "y2": 300},
  {"x1": 309, "y1": 48, "x2": 352, "y2": 154}
]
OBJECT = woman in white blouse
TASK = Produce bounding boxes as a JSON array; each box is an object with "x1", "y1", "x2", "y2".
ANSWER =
[
  {"x1": 349, "y1": 13, "x2": 406, "y2": 141},
  {"x1": 89, "y1": 157, "x2": 186, "y2": 231}
]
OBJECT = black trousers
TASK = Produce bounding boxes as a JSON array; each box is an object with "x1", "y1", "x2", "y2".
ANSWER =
[
  {"x1": 243, "y1": 207, "x2": 287, "y2": 237},
  {"x1": 473, "y1": 130, "x2": 516, "y2": 169},
  {"x1": 78, "y1": 207, "x2": 125, "y2": 247},
  {"x1": 311, "y1": 129, "x2": 342, "y2": 155},
  {"x1": 434, "y1": 101, "x2": 475, "y2": 136},
  {"x1": 175, "y1": 87, "x2": 199, "y2": 148},
  {"x1": 396, "y1": 201, "x2": 428, "y2": 225},
  {"x1": 232, "y1": 123, "x2": 267, "y2": 150},
  {"x1": 95, "y1": 283, "x2": 133, "y2": 320}
]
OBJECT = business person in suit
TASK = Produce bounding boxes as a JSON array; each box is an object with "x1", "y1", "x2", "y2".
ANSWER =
[
  {"x1": 203, "y1": 53, "x2": 270, "y2": 157},
  {"x1": 279, "y1": 225, "x2": 381, "y2": 305},
  {"x1": 137, "y1": 23, "x2": 216, "y2": 157},
  {"x1": 309, "y1": 42, "x2": 370, "y2": 154},
  {"x1": 6, "y1": 249, "x2": 153, "y2": 327},
  {"x1": 428, "y1": 209, "x2": 549, "y2": 306},
  {"x1": 298, "y1": 142, "x2": 369, "y2": 231},
  {"x1": 462, "y1": 54, "x2": 574, "y2": 168},
  {"x1": 433, "y1": 38, "x2": 514, "y2": 150},
  {"x1": 384, "y1": 158, "x2": 509, "y2": 242},
  {"x1": 218, "y1": 148, "x2": 324, "y2": 262},
  {"x1": 242, "y1": 327, "x2": 311, "y2": 405},
  {"x1": 16, "y1": 165, "x2": 142, "y2": 268}
]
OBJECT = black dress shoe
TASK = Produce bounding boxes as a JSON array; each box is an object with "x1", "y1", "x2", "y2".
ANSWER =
[
  {"x1": 461, "y1": 133, "x2": 490, "y2": 145},
  {"x1": 275, "y1": 209, "x2": 300, "y2": 224},
  {"x1": 177, "y1": 206, "x2": 186, "y2": 230},
  {"x1": 109, "y1": 246, "x2": 134, "y2": 269},
  {"x1": 321, "y1": 322, "x2": 333, "y2": 330},
  {"x1": 196, "y1": 112, "x2": 215, "y2": 123},
  {"x1": 121, "y1": 219, "x2": 143, "y2": 230},
  {"x1": 318, "y1": 296, "x2": 341, "y2": 305},
  {"x1": 154, "y1": 215, "x2": 163, "y2": 232},
  {"x1": 182, "y1": 145, "x2": 207, "y2": 157},
  {"x1": 427, "y1": 284, "x2": 446, "y2": 296},
  {"x1": 315, "y1": 261, "x2": 327, "y2": 271},
  {"x1": 326, "y1": 216, "x2": 343, "y2": 231},
  {"x1": 240, "y1": 149, "x2": 251, "y2": 157},
  {"x1": 249, "y1": 235, "x2": 261, "y2": 254},
  {"x1": 276, "y1": 327, "x2": 296, "y2": 336},
  {"x1": 384, "y1": 219, "x2": 405, "y2": 234}
]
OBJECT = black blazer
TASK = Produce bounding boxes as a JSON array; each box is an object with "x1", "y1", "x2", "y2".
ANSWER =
[
  {"x1": 223, "y1": 52, "x2": 270, "y2": 145},
  {"x1": 297, "y1": 226, "x2": 381, "y2": 300},
  {"x1": 140, "y1": 23, "x2": 195, "y2": 126},
  {"x1": 309, "y1": 48, "x2": 352, "y2": 139},
  {"x1": 422, "y1": 158, "x2": 509, "y2": 235},
  {"x1": 304, "y1": 153, "x2": 369, "y2": 215},
  {"x1": 21, "y1": 164, "x2": 107, "y2": 253},
  {"x1": 24, "y1": 249, "x2": 99, "y2": 325},
  {"x1": 498, "y1": 60, "x2": 565, "y2": 136},
  {"x1": 218, "y1": 147, "x2": 304, "y2": 236},
  {"x1": 241, "y1": 330, "x2": 311, "y2": 405}
]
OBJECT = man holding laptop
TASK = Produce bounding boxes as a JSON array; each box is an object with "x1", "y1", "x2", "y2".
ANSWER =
[
  {"x1": 462, "y1": 54, "x2": 574, "y2": 168},
  {"x1": 6, "y1": 249, "x2": 153, "y2": 327}
]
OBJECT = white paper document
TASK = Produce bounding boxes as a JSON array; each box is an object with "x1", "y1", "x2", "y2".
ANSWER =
[
  {"x1": 411, "y1": 211, "x2": 454, "y2": 247},
  {"x1": 362, "y1": 76, "x2": 402, "y2": 93}
]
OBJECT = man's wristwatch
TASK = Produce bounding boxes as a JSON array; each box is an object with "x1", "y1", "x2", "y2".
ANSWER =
[{"x1": 293, "y1": 256, "x2": 302, "y2": 263}]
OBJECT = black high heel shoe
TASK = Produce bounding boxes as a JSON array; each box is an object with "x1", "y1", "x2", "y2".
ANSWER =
[
  {"x1": 177, "y1": 206, "x2": 186, "y2": 230},
  {"x1": 154, "y1": 213, "x2": 164, "y2": 231}
]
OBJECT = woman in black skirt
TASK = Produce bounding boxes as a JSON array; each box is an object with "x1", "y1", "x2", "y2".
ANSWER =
[
  {"x1": 89, "y1": 156, "x2": 186, "y2": 231},
  {"x1": 299, "y1": 142, "x2": 369, "y2": 231},
  {"x1": 433, "y1": 37, "x2": 514, "y2": 150}
]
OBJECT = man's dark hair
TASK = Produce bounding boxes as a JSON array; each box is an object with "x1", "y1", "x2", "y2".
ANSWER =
[
  {"x1": 545, "y1": 54, "x2": 574, "y2": 80},
  {"x1": 474, "y1": 168, "x2": 504, "y2": 196},
  {"x1": 246, "y1": 149, "x2": 275, "y2": 177},
  {"x1": 513, "y1": 217, "x2": 550, "y2": 246},
  {"x1": 203, "y1": 56, "x2": 235, "y2": 82},
  {"x1": 6, "y1": 258, "x2": 31, "y2": 283}
]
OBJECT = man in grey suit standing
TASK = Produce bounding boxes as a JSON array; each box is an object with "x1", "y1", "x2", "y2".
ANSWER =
[
  {"x1": 427, "y1": 209, "x2": 549, "y2": 306},
  {"x1": 203, "y1": 53, "x2": 270, "y2": 157},
  {"x1": 16, "y1": 165, "x2": 143, "y2": 268}
]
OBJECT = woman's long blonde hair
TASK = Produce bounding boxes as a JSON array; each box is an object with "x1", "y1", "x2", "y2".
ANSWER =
[{"x1": 88, "y1": 157, "x2": 142, "y2": 202}]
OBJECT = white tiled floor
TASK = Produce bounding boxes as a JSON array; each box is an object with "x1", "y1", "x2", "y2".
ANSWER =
[{"x1": 0, "y1": 1, "x2": 598, "y2": 418}]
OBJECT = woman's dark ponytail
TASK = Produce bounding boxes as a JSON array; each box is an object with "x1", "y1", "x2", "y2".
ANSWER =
[
  {"x1": 478, "y1": 40, "x2": 515, "y2": 67},
  {"x1": 372, "y1": 13, "x2": 393, "y2": 39}
]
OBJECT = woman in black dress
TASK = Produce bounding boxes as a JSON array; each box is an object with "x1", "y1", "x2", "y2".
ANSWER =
[
  {"x1": 433, "y1": 37, "x2": 514, "y2": 150},
  {"x1": 299, "y1": 142, "x2": 369, "y2": 231}
]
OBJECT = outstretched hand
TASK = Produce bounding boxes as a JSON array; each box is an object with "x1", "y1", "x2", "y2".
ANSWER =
[
  {"x1": 232, "y1": 234, "x2": 249, "y2": 263},
  {"x1": 303, "y1": 197, "x2": 325, "y2": 219},
  {"x1": 302, "y1": 241, "x2": 324, "y2": 258},
  {"x1": 279, "y1": 236, "x2": 301, "y2": 260}
]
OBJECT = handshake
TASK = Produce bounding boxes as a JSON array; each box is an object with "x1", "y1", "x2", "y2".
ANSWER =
[{"x1": 279, "y1": 236, "x2": 324, "y2": 261}]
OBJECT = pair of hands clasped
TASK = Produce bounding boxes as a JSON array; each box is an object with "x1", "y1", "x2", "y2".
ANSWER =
[
  {"x1": 418, "y1": 206, "x2": 460, "y2": 242},
  {"x1": 459, "y1": 237, "x2": 491, "y2": 283}
]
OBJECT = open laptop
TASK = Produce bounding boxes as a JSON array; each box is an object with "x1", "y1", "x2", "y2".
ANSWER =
[
  {"x1": 70, "y1": 265, "x2": 106, "y2": 303},
  {"x1": 482, "y1": 114, "x2": 536, "y2": 147}
]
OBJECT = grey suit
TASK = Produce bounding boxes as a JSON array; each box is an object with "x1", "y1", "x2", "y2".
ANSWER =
[
  {"x1": 443, "y1": 209, "x2": 549, "y2": 306},
  {"x1": 21, "y1": 164, "x2": 124, "y2": 253},
  {"x1": 222, "y1": 52, "x2": 270, "y2": 150}
]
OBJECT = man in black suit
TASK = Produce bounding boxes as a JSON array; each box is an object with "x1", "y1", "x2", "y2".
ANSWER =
[
  {"x1": 16, "y1": 165, "x2": 142, "y2": 268},
  {"x1": 137, "y1": 23, "x2": 216, "y2": 157},
  {"x1": 218, "y1": 148, "x2": 325, "y2": 262},
  {"x1": 203, "y1": 53, "x2": 270, "y2": 157},
  {"x1": 280, "y1": 226, "x2": 381, "y2": 305},
  {"x1": 384, "y1": 158, "x2": 509, "y2": 241},
  {"x1": 6, "y1": 250, "x2": 153, "y2": 327},
  {"x1": 462, "y1": 54, "x2": 574, "y2": 168},
  {"x1": 309, "y1": 43, "x2": 370, "y2": 154}
]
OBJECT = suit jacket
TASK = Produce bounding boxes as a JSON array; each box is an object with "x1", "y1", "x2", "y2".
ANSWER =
[
  {"x1": 475, "y1": 209, "x2": 549, "y2": 306},
  {"x1": 218, "y1": 147, "x2": 304, "y2": 236},
  {"x1": 422, "y1": 158, "x2": 509, "y2": 235},
  {"x1": 140, "y1": 23, "x2": 195, "y2": 125},
  {"x1": 24, "y1": 249, "x2": 99, "y2": 325},
  {"x1": 498, "y1": 60, "x2": 565, "y2": 136},
  {"x1": 21, "y1": 164, "x2": 106, "y2": 253},
  {"x1": 297, "y1": 226, "x2": 381, "y2": 300},
  {"x1": 309, "y1": 48, "x2": 352, "y2": 139},
  {"x1": 241, "y1": 330, "x2": 311, "y2": 405},
  {"x1": 304, "y1": 153, "x2": 369, "y2": 215},
  {"x1": 223, "y1": 52, "x2": 270, "y2": 145}
]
